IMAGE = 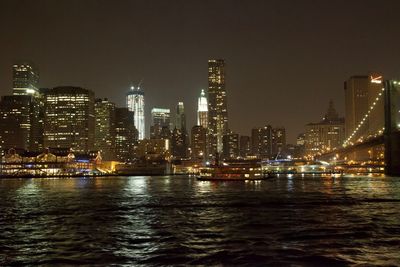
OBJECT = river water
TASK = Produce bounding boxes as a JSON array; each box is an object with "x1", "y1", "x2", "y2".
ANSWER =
[{"x1": 0, "y1": 175, "x2": 399, "y2": 266}]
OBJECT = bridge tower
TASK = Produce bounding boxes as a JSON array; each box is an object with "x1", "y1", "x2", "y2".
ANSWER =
[{"x1": 384, "y1": 80, "x2": 400, "y2": 176}]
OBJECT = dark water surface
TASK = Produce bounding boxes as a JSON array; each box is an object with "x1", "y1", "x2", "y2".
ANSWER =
[{"x1": 1, "y1": 175, "x2": 400, "y2": 266}]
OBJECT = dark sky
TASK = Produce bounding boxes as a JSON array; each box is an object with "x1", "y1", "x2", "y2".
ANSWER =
[{"x1": 1, "y1": 0, "x2": 400, "y2": 142}]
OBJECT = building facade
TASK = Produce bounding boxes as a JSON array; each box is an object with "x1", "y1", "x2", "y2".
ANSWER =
[
  {"x1": 94, "y1": 98, "x2": 116, "y2": 160},
  {"x1": 126, "y1": 86, "x2": 145, "y2": 140},
  {"x1": 222, "y1": 131, "x2": 239, "y2": 159},
  {"x1": 305, "y1": 101, "x2": 345, "y2": 157},
  {"x1": 0, "y1": 95, "x2": 41, "y2": 152},
  {"x1": 150, "y1": 108, "x2": 171, "y2": 139},
  {"x1": 115, "y1": 107, "x2": 137, "y2": 162},
  {"x1": 207, "y1": 59, "x2": 228, "y2": 157},
  {"x1": 251, "y1": 125, "x2": 273, "y2": 159},
  {"x1": 175, "y1": 102, "x2": 186, "y2": 131},
  {"x1": 43, "y1": 86, "x2": 95, "y2": 153},
  {"x1": 191, "y1": 125, "x2": 206, "y2": 160}
]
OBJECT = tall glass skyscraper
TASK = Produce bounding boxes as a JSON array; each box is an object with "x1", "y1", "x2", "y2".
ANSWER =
[
  {"x1": 207, "y1": 59, "x2": 228, "y2": 156},
  {"x1": 197, "y1": 89, "x2": 208, "y2": 128},
  {"x1": 126, "y1": 86, "x2": 145, "y2": 140}
]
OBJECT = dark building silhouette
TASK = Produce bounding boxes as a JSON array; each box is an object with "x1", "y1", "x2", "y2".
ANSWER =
[
  {"x1": 223, "y1": 131, "x2": 239, "y2": 159},
  {"x1": 115, "y1": 107, "x2": 137, "y2": 162},
  {"x1": 239, "y1": 135, "x2": 251, "y2": 158},
  {"x1": 191, "y1": 125, "x2": 206, "y2": 160},
  {"x1": 251, "y1": 125, "x2": 273, "y2": 159}
]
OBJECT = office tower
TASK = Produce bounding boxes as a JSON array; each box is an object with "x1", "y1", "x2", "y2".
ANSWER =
[
  {"x1": 197, "y1": 89, "x2": 208, "y2": 128},
  {"x1": 191, "y1": 125, "x2": 206, "y2": 159},
  {"x1": 150, "y1": 108, "x2": 171, "y2": 139},
  {"x1": 344, "y1": 74, "x2": 384, "y2": 143},
  {"x1": 207, "y1": 59, "x2": 228, "y2": 156},
  {"x1": 0, "y1": 95, "x2": 40, "y2": 152},
  {"x1": 171, "y1": 127, "x2": 187, "y2": 159},
  {"x1": 305, "y1": 101, "x2": 345, "y2": 157},
  {"x1": 43, "y1": 86, "x2": 95, "y2": 153},
  {"x1": 272, "y1": 127, "x2": 286, "y2": 157},
  {"x1": 222, "y1": 131, "x2": 239, "y2": 159},
  {"x1": 251, "y1": 125, "x2": 273, "y2": 159},
  {"x1": 12, "y1": 63, "x2": 39, "y2": 96},
  {"x1": 115, "y1": 107, "x2": 137, "y2": 162},
  {"x1": 95, "y1": 98, "x2": 116, "y2": 160},
  {"x1": 175, "y1": 102, "x2": 186, "y2": 131},
  {"x1": 239, "y1": 135, "x2": 251, "y2": 158},
  {"x1": 126, "y1": 86, "x2": 145, "y2": 140}
]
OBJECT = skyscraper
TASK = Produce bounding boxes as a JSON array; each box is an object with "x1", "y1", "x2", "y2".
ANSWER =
[
  {"x1": 115, "y1": 107, "x2": 137, "y2": 162},
  {"x1": 191, "y1": 125, "x2": 206, "y2": 160},
  {"x1": 150, "y1": 108, "x2": 171, "y2": 139},
  {"x1": 175, "y1": 102, "x2": 186, "y2": 131},
  {"x1": 251, "y1": 125, "x2": 273, "y2": 159},
  {"x1": 95, "y1": 98, "x2": 116, "y2": 160},
  {"x1": 222, "y1": 131, "x2": 239, "y2": 159},
  {"x1": 207, "y1": 59, "x2": 228, "y2": 156},
  {"x1": 0, "y1": 95, "x2": 41, "y2": 152},
  {"x1": 43, "y1": 86, "x2": 95, "y2": 153},
  {"x1": 12, "y1": 63, "x2": 39, "y2": 96},
  {"x1": 126, "y1": 86, "x2": 145, "y2": 140},
  {"x1": 171, "y1": 102, "x2": 188, "y2": 158},
  {"x1": 197, "y1": 89, "x2": 208, "y2": 128}
]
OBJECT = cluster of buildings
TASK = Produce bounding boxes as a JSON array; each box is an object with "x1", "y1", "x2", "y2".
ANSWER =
[
  {"x1": 0, "y1": 60, "x2": 389, "y2": 171},
  {"x1": 0, "y1": 60, "x2": 291, "y2": 172}
]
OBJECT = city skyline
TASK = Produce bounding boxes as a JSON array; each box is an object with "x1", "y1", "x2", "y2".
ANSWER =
[{"x1": 1, "y1": 1, "x2": 400, "y2": 143}]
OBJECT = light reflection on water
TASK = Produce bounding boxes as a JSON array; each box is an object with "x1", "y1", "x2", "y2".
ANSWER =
[{"x1": 0, "y1": 175, "x2": 400, "y2": 265}]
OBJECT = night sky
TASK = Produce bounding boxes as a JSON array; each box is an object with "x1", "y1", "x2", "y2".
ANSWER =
[{"x1": 1, "y1": 0, "x2": 400, "y2": 142}]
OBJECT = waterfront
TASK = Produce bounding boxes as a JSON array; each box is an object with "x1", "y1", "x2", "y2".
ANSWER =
[{"x1": 1, "y1": 175, "x2": 400, "y2": 266}]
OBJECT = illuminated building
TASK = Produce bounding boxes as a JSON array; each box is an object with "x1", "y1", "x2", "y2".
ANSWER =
[
  {"x1": 191, "y1": 125, "x2": 206, "y2": 160},
  {"x1": 12, "y1": 63, "x2": 39, "y2": 96},
  {"x1": 272, "y1": 127, "x2": 286, "y2": 157},
  {"x1": 305, "y1": 101, "x2": 345, "y2": 156},
  {"x1": 150, "y1": 108, "x2": 171, "y2": 139},
  {"x1": 207, "y1": 59, "x2": 228, "y2": 156},
  {"x1": 222, "y1": 131, "x2": 239, "y2": 159},
  {"x1": 239, "y1": 135, "x2": 251, "y2": 157},
  {"x1": 344, "y1": 74, "x2": 384, "y2": 142},
  {"x1": 115, "y1": 107, "x2": 137, "y2": 162},
  {"x1": 175, "y1": 102, "x2": 186, "y2": 130},
  {"x1": 251, "y1": 125, "x2": 273, "y2": 159},
  {"x1": 94, "y1": 98, "x2": 116, "y2": 160},
  {"x1": 0, "y1": 95, "x2": 41, "y2": 152},
  {"x1": 126, "y1": 86, "x2": 145, "y2": 140},
  {"x1": 197, "y1": 89, "x2": 208, "y2": 128},
  {"x1": 43, "y1": 86, "x2": 95, "y2": 153}
]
